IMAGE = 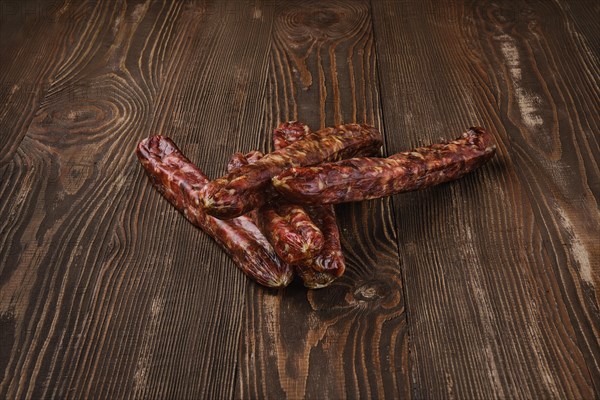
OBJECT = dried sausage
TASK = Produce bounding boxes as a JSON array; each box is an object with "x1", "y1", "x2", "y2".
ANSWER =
[
  {"x1": 228, "y1": 146, "x2": 326, "y2": 266},
  {"x1": 137, "y1": 137, "x2": 292, "y2": 287},
  {"x1": 256, "y1": 203, "x2": 325, "y2": 265},
  {"x1": 304, "y1": 205, "x2": 345, "y2": 276},
  {"x1": 273, "y1": 127, "x2": 495, "y2": 204},
  {"x1": 272, "y1": 121, "x2": 312, "y2": 150},
  {"x1": 272, "y1": 127, "x2": 496, "y2": 204},
  {"x1": 200, "y1": 123, "x2": 383, "y2": 219},
  {"x1": 295, "y1": 264, "x2": 337, "y2": 289},
  {"x1": 274, "y1": 122, "x2": 346, "y2": 287},
  {"x1": 136, "y1": 136, "x2": 293, "y2": 288},
  {"x1": 227, "y1": 150, "x2": 264, "y2": 172}
]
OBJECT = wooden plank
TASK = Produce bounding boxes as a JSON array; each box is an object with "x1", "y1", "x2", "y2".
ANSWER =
[
  {"x1": 236, "y1": 1, "x2": 410, "y2": 399},
  {"x1": 371, "y1": 0, "x2": 599, "y2": 398},
  {"x1": 0, "y1": 1, "x2": 273, "y2": 398},
  {"x1": 0, "y1": 1, "x2": 99, "y2": 166},
  {"x1": 123, "y1": 2, "x2": 274, "y2": 399}
]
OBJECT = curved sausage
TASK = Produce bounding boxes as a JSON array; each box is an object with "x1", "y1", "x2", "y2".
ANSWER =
[
  {"x1": 304, "y1": 205, "x2": 345, "y2": 277},
  {"x1": 274, "y1": 122, "x2": 346, "y2": 287},
  {"x1": 228, "y1": 147, "x2": 325, "y2": 266},
  {"x1": 256, "y1": 203, "x2": 325, "y2": 264},
  {"x1": 227, "y1": 150, "x2": 264, "y2": 173},
  {"x1": 136, "y1": 136, "x2": 293, "y2": 288},
  {"x1": 272, "y1": 121, "x2": 312, "y2": 150},
  {"x1": 272, "y1": 127, "x2": 496, "y2": 204},
  {"x1": 200, "y1": 123, "x2": 383, "y2": 219}
]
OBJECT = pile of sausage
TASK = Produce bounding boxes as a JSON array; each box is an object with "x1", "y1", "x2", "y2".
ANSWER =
[{"x1": 136, "y1": 122, "x2": 496, "y2": 289}]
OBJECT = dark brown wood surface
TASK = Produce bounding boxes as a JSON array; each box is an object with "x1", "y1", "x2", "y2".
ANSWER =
[{"x1": 0, "y1": 0, "x2": 597, "y2": 399}]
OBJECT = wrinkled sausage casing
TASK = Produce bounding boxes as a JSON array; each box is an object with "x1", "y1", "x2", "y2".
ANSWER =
[
  {"x1": 227, "y1": 148, "x2": 325, "y2": 265},
  {"x1": 272, "y1": 121, "x2": 312, "y2": 150},
  {"x1": 256, "y1": 203, "x2": 324, "y2": 265},
  {"x1": 227, "y1": 150, "x2": 264, "y2": 172},
  {"x1": 200, "y1": 123, "x2": 383, "y2": 219},
  {"x1": 273, "y1": 122, "x2": 346, "y2": 286},
  {"x1": 304, "y1": 205, "x2": 345, "y2": 276},
  {"x1": 272, "y1": 127, "x2": 496, "y2": 204},
  {"x1": 136, "y1": 136, "x2": 293, "y2": 288}
]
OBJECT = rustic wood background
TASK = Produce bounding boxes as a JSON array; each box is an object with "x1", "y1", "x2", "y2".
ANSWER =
[{"x1": 1, "y1": 0, "x2": 598, "y2": 398}]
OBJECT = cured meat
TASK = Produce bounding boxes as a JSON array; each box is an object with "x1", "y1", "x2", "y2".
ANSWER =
[
  {"x1": 256, "y1": 203, "x2": 324, "y2": 265},
  {"x1": 273, "y1": 122, "x2": 346, "y2": 288},
  {"x1": 200, "y1": 123, "x2": 383, "y2": 219},
  {"x1": 272, "y1": 127, "x2": 496, "y2": 204},
  {"x1": 227, "y1": 150, "x2": 264, "y2": 172},
  {"x1": 304, "y1": 205, "x2": 345, "y2": 276},
  {"x1": 226, "y1": 151, "x2": 265, "y2": 222},
  {"x1": 272, "y1": 121, "x2": 312, "y2": 150},
  {"x1": 136, "y1": 136, "x2": 293, "y2": 288},
  {"x1": 227, "y1": 147, "x2": 325, "y2": 266}
]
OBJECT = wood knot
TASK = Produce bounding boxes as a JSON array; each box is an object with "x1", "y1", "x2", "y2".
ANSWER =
[
  {"x1": 274, "y1": 1, "x2": 368, "y2": 89},
  {"x1": 346, "y1": 272, "x2": 404, "y2": 310},
  {"x1": 35, "y1": 103, "x2": 105, "y2": 127},
  {"x1": 307, "y1": 273, "x2": 403, "y2": 320},
  {"x1": 31, "y1": 95, "x2": 119, "y2": 143},
  {"x1": 302, "y1": 10, "x2": 340, "y2": 31},
  {"x1": 277, "y1": 1, "x2": 367, "y2": 42},
  {"x1": 353, "y1": 281, "x2": 386, "y2": 302}
]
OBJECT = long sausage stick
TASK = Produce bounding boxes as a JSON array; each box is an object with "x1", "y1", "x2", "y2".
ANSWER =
[
  {"x1": 226, "y1": 150, "x2": 325, "y2": 265},
  {"x1": 136, "y1": 136, "x2": 293, "y2": 288},
  {"x1": 272, "y1": 127, "x2": 496, "y2": 204},
  {"x1": 273, "y1": 122, "x2": 346, "y2": 288},
  {"x1": 200, "y1": 124, "x2": 383, "y2": 219}
]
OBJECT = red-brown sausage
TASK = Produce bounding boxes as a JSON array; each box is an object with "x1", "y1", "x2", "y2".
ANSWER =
[
  {"x1": 227, "y1": 150, "x2": 264, "y2": 173},
  {"x1": 272, "y1": 127, "x2": 496, "y2": 204},
  {"x1": 136, "y1": 136, "x2": 293, "y2": 288},
  {"x1": 200, "y1": 124, "x2": 383, "y2": 219},
  {"x1": 274, "y1": 122, "x2": 346, "y2": 287},
  {"x1": 256, "y1": 203, "x2": 325, "y2": 265},
  {"x1": 304, "y1": 205, "x2": 345, "y2": 276},
  {"x1": 272, "y1": 121, "x2": 312, "y2": 150},
  {"x1": 227, "y1": 147, "x2": 325, "y2": 266},
  {"x1": 226, "y1": 151, "x2": 265, "y2": 222}
]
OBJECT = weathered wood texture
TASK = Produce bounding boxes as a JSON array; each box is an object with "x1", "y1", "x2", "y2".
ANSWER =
[
  {"x1": 371, "y1": 0, "x2": 599, "y2": 398},
  {"x1": 235, "y1": 1, "x2": 409, "y2": 399},
  {"x1": 0, "y1": 0, "x2": 99, "y2": 166},
  {"x1": 0, "y1": 1, "x2": 272, "y2": 398},
  {"x1": 0, "y1": 0, "x2": 598, "y2": 399}
]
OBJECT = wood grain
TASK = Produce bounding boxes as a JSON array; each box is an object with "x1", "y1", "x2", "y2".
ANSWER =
[
  {"x1": 0, "y1": 0, "x2": 598, "y2": 398},
  {"x1": 0, "y1": 1, "x2": 102, "y2": 167},
  {"x1": 0, "y1": 1, "x2": 272, "y2": 398},
  {"x1": 236, "y1": 1, "x2": 409, "y2": 399},
  {"x1": 372, "y1": 0, "x2": 599, "y2": 398}
]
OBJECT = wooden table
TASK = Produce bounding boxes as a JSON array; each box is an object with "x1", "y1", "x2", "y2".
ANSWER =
[{"x1": 1, "y1": 1, "x2": 598, "y2": 398}]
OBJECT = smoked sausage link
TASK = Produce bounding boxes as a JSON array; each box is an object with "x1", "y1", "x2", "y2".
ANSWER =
[
  {"x1": 136, "y1": 136, "x2": 293, "y2": 288},
  {"x1": 272, "y1": 121, "x2": 312, "y2": 150},
  {"x1": 227, "y1": 149, "x2": 325, "y2": 265},
  {"x1": 272, "y1": 127, "x2": 496, "y2": 204},
  {"x1": 274, "y1": 122, "x2": 346, "y2": 287},
  {"x1": 200, "y1": 124, "x2": 383, "y2": 219},
  {"x1": 227, "y1": 150, "x2": 264, "y2": 173},
  {"x1": 256, "y1": 203, "x2": 325, "y2": 265},
  {"x1": 304, "y1": 205, "x2": 345, "y2": 277}
]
